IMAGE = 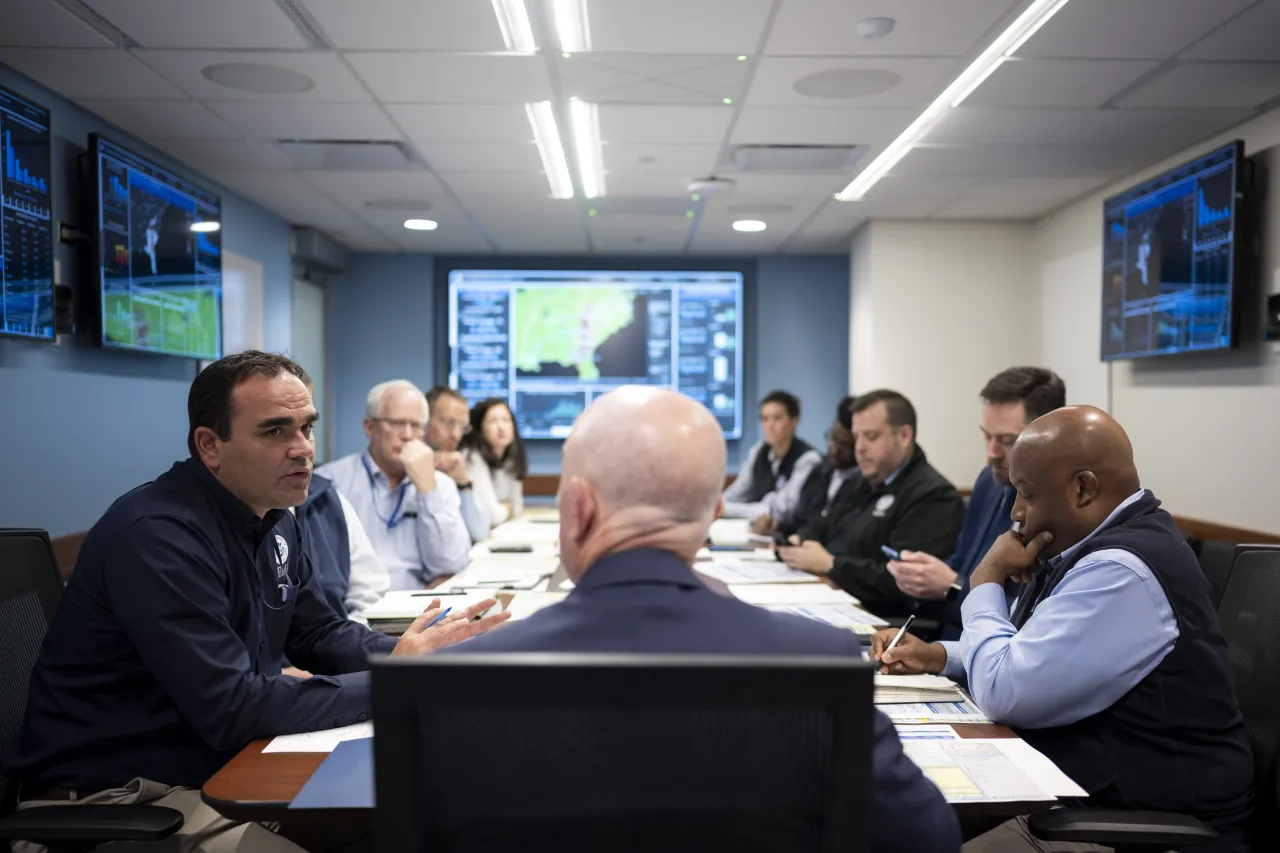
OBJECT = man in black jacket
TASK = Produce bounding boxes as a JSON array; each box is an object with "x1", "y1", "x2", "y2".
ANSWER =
[{"x1": 778, "y1": 389, "x2": 964, "y2": 617}]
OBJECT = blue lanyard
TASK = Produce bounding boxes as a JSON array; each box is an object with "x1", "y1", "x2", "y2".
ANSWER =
[{"x1": 362, "y1": 455, "x2": 407, "y2": 529}]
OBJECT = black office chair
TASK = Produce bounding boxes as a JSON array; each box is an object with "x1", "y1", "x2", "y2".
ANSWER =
[
  {"x1": 372, "y1": 653, "x2": 874, "y2": 853},
  {"x1": 1197, "y1": 539, "x2": 1241, "y2": 611},
  {"x1": 1029, "y1": 543, "x2": 1280, "y2": 852},
  {"x1": 0, "y1": 529, "x2": 183, "y2": 852}
]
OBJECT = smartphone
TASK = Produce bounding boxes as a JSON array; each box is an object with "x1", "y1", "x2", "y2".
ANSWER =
[
  {"x1": 880, "y1": 544, "x2": 901, "y2": 560},
  {"x1": 772, "y1": 531, "x2": 792, "y2": 547},
  {"x1": 489, "y1": 543, "x2": 534, "y2": 553}
]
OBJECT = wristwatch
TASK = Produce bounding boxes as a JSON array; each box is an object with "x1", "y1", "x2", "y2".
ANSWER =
[
  {"x1": 456, "y1": 482, "x2": 473, "y2": 491},
  {"x1": 944, "y1": 581, "x2": 964, "y2": 603}
]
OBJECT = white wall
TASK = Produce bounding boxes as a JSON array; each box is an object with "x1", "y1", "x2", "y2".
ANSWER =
[
  {"x1": 849, "y1": 220, "x2": 1039, "y2": 488},
  {"x1": 1035, "y1": 107, "x2": 1280, "y2": 534}
]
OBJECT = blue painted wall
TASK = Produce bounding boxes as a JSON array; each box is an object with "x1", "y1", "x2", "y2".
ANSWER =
[
  {"x1": 329, "y1": 254, "x2": 850, "y2": 473},
  {"x1": 0, "y1": 66, "x2": 295, "y2": 537}
]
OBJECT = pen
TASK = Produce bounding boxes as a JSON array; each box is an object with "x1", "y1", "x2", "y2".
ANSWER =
[
  {"x1": 880, "y1": 544, "x2": 901, "y2": 560},
  {"x1": 423, "y1": 607, "x2": 452, "y2": 629},
  {"x1": 883, "y1": 614, "x2": 916, "y2": 657}
]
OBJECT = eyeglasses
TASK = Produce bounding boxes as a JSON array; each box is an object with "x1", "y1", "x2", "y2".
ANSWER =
[
  {"x1": 432, "y1": 417, "x2": 472, "y2": 435},
  {"x1": 375, "y1": 417, "x2": 426, "y2": 436}
]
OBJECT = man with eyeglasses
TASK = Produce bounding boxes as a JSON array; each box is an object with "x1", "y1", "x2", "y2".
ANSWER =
[
  {"x1": 425, "y1": 385, "x2": 490, "y2": 542},
  {"x1": 317, "y1": 379, "x2": 471, "y2": 589}
]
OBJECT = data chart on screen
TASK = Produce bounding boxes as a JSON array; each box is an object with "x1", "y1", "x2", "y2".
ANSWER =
[{"x1": 0, "y1": 84, "x2": 54, "y2": 341}]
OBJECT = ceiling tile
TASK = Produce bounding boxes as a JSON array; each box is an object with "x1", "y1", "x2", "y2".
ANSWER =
[
  {"x1": 588, "y1": 0, "x2": 774, "y2": 53},
  {"x1": 205, "y1": 171, "x2": 335, "y2": 215},
  {"x1": 132, "y1": 50, "x2": 371, "y2": 102},
  {"x1": 417, "y1": 141, "x2": 544, "y2": 172},
  {"x1": 1117, "y1": 62, "x2": 1280, "y2": 109},
  {"x1": 155, "y1": 138, "x2": 294, "y2": 172},
  {"x1": 901, "y1": 142, "x2": 1155, "y2": 178},
  {"x1": 603, "y1": 143, "x2": 720, "y2": 174},
  {"x1": 389, "y1": 104, "x2": 531, "y2": 141},
  {"x1": 965, "y1": 58, "x2": 1159, "y2": 109},
  {"x1": 592, "y1": 232, "x2": 688, "y2": 253},
  {"x1": 557, "y1": 53, "x2": 750, "y2": 105},
  {"x1": 1181, "y1": 1, "x2": 1280, "y2": 62},
  {"x1": 78, "y1": 99, "x2": 238, "y2": 139},
  {"x1": 733, "y1": 106, "x2": 915, "y2": 146},
  {"x1": 711, "y1": 173, "x2": 849, "y2": 197},
  {"x1": 0, "y1": 48, "x2": 186, "y2": 99},
  {"x1": 298, "y1": 170, "x2": 443, "y2": 206},
  {"x1": 1016, "y1": 0, "x2": 1256, "y2": 60},
  {"x1": 466, "y1": 199, "x2": 585, "y2": 230},
  {"x1": 598, "y1": 105, "x2": 732, "y2": 143},
  {"x1": 389, "y1": 221, "x2": 495, "y2": 253},
  {"x1": 437, "y1": 171, "x2": 556, "y2": 195},
  {"x1": 303, "y1": 0, "x2": 506, "y2": 51},
  {"x1": 604, "y1": 171, "x2": 701, "y2": 197},
  {"x1": 492, "y1": 229, "x2": 589, "y2": 253},
  {"x1": 0, "y1": 0, "x2": 116, "y2": 47},
  {"x1": 768, "y1": 0, "x2": 1019, "y2": 57},
  {"x1": 748, "y1": 57, "x2": 960, "y2": 108},
  {"x1": 931, "y1": 106, "x2": 1255, "y2": 149},
  {"x1": 206, "y1": 101, "x2": 401, "y2": 140},
  {"x1": 82, "y1": 0, "x2": 311, "y2": 49},
  {"x1": 346, "y1": 53, "x2": 551, "y2": 103}
]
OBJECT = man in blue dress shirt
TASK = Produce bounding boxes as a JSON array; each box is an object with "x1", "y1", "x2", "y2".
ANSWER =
[
  {"x1": 886, "y1": 367, "x2": 1065, "y2": 639},
  {"x1": 872, "y1": 406, "x2": 1253, "y2": 851},
  {"x1": 448, "y1": 385, "x2": 961, "y2": 853}
]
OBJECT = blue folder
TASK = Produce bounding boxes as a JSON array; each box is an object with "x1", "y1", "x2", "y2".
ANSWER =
[{"x1": 288, "y1": 737, "x2": 375, "y2": 810}]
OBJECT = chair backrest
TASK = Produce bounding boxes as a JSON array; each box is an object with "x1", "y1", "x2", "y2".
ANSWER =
[
  {"x1": 372, "y1": 653, "x2": 873, "y2": 853},
  {"x1": 0, "y1": 530, "x2": 64, "y2": 807},
  {"x1": 1197, "y1": 539, "x2": 1240, "y2": 610},
  {"x1": 1215, "y1": 544, "x2": 1280, "y2": 840}
]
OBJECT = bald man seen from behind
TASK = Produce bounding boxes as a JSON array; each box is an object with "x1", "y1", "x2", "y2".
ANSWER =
[
  {"x1": 445, "y1": 386, "x2": 960, "y2": 853},
  {"x1": 870, "y1": 406, "x2": 1253, "y2": 852}
]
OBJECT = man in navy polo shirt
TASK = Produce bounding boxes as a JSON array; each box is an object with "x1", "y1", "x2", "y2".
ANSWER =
[{"x1": 5, "y1": 351, "x2": 507, "y2": 853}]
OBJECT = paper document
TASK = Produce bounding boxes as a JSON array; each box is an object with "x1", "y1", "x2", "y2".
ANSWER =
[
  {"x1": 894, "y1": 725, "x2": 960, "y2": 741},
  {"x1": 696, "y1": 547, "x2": 780, "y2": 563},
  {"x1": 695, "y1": 562, "x2": 815, "y2": 585},
  {"x1": 879, "y1": 699, "x2": 990, "y2": 724},
  {"x1": 767, "y1": 603, "x2": 887, "y2": 632},
  {"x1": 363, "y1": 589, "x2": 503, "y2": 622},
  {"x1": 875, "y1": 673, "x2": 961, "y2": 690},
  {"x1": 488, "y1": 521, "x2": 560, "y2": 546},
  {"x1": 264, "y1": 722, "x2": 372, "y2": 753},
  {"x1": 730, "y1": 583, "x2": 858, "y2": 606},
  {"x1": 708, "y1": 518, "x2": 754, "y2": 547},
  {"x1": 903, "y1": 739, "x2": 1083, "y2": 803},
  {"x1": 874, "y1": 673, "x2": 964, "y2": 703},
  {"x1": 503, "y1": 591, "x2": 568, "y2": 621},
  {"x1": 438, "y1": 556, "x2": 559, "y2": 590}
]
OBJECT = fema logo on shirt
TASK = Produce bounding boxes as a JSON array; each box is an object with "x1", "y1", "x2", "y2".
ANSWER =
[
  {"x1": 873, "y1": 494, "x2": 895, "y2": 517},
  {"x1": 274, "y1": 534, "x2": 289, "y2": 578}
]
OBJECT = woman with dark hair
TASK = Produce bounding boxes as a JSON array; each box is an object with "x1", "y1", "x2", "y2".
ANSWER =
[{"x1": 460, "y1": 398, "x2": 527, "y2": 526}]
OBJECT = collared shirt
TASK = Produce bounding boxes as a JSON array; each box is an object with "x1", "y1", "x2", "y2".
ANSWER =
[
  {"x1": 464, "y1": 448, "x2": 524, "y2": 528},
  {"x1": 458, "y1": 489, "x2": 491, "y2": 543},
  {"x1": 723, "y1": 441, "x2": 823, "y2": 521},
  {"x1": 289, "y1": 491, "x2": 389, "y2": 621},
  {"x1": 939, "y1": 489, "x2": 1180, "y2": 729},
  {"x1": 316, "y1": 451, "x2": 471, "y2": 589}
]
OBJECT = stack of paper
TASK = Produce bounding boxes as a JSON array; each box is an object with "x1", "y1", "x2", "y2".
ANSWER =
[
  {"x1": 879, "y1": 698, "x2": 990, "y2": 724},
  {"x1": 437, "y1": 555, "x2": 560, "y2": 591},
  {"x1": 873, "y1": 673, "x2": 965, "y2": 704},
  {"x1": 503, "y1": 591, "x2": 569, "y2": 621},
  {"x1": 902, "y1": 739, "x2": 1086, "y2": 804},
  {"x1": 729, "y1": 583, "x2": 859, "y2": 606},
  {"x1": 695, "y1": 547, "x2": 778, "y2": 563},
  {"x1": 767, "y1": 602, "x2": 888, "y2": 636},
  {"x1": 488, "y1": 520, "x2": 560, "y2": 546},
  {"x1": 694, "y1": 561, "x2": 815, "y2": 585},
  {"x1": 264, "y1": 722, "x2": 373, "y2": 753},
  {"x1": 363, "y1": 590, "x2": 503, "y2": 634}
]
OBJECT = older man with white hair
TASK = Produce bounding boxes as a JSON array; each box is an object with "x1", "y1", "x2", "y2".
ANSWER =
[
  {"x1": 445, "y1": 386, "x2": 960, "y2": 853},
  {"x1": 317, "y1": 379, "x2": 470, "y2": 589}
]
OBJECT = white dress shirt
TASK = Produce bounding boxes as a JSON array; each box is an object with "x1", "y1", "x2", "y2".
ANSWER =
[
  {"x1": 287, "y1": 492, "x2": 389, "y2": 622},
  {"x1": 316, "y1": 451, "x2": 471, "y2": 589},
  {"x1": 463, "y1": 448, "x2": 524, "y2": 527}
]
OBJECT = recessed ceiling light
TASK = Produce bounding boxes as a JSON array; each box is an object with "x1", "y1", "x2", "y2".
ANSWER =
[
  {"x1": 569, "y1": 99, "x2": 606, "y2": 199},
  {"x1": 190, "y1": 221, "x2": 221, "y2": 233},
  {"x1": 732, "y1": 220, "x2": 767, "y2": 232},
  {"x1": 403, "y1": 219, "x2": 438, "y2": 231},
  {"x1": 201, "y1": 62, "x2": 315, "y2": 94},
  {"x1": 836, "y1": 0, "x2": 1072, "y2": 201},
  {"x1": 855, "y1": 17, "x2": 896, "y2": 39},
  {"x1": 552, "y1": 0, "x2": 592, "y2": 52},
  {"x1": 794, "y1": 68, "x2": 900, "y2": 99},
  {"x1": 526, "y1": 101, "x2": 574, "y2": 199},
  {"x1": 491, "y1": 0, "x2": 537, "y2": 52}
]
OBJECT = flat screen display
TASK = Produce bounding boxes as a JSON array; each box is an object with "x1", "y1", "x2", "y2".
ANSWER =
[
  {"x1": 1101, "y1": 141, "x2": 1242, "y2": 361},
  {"x1": 0, "y1": 84, "x2": 54, "y2": 341},
  {"x1": 448, "y1": 269, "x2": 744, "y2": 438},
  {"x1": 92, "y1": 136, "x2": 222, "y2": 359}
]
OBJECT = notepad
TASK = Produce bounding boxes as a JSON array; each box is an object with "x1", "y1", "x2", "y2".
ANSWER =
[
  {"x1": 874, "y1": 673, "x2": 965, "y2": 704},
  {"x1": 437, "y1": 556, "x2": 559, "y2": 591},
  {"x1": 363, "y1": 589, "x2": 503, "y2": 622},
  {"x1": 264, "y1": 722, "x2": 373, "y2": 753}
]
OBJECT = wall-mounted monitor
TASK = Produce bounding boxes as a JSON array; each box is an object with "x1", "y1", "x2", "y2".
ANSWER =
[
  {"x1": 1101, "y1": 141, "x2": 1245, "y2": 361},
  {"x1": 0, "y1": 83, "x2": 54, "y2": 342},
  {"x1": 448, "y1": 269, "x2": 744, "y2": 439},
  {"x1": 89, "y1": 135, "x2": 222, "y2": 360}
]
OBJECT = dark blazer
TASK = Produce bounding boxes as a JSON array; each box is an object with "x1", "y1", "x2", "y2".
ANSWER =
[
  {"x1": 800, "y1": 446, "x2": 965, "y2": 618},
  {"x1": 449, "y1": 549, "x2": 961, "y2": 853}
]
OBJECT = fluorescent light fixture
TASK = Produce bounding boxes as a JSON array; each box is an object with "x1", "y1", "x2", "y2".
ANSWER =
[
  {"x1": 190, "y1": 221, "x2": 220, "y2": 233},
  {"x1": 568, "y1": 99, "x2": 605, "y2": 199},
  {"x1": 491, "y1": 0, "x2": 536, "y2": 52},
  {"x1": 551, "y1": 0, "x2": 591, "y2": 52},
  {"x1": 835, "y1": 0, "x2": 1071, "y2": 201},
  {"x1": 403, "y1": 219, "x2": 438, "y2": 231},
  {"x1": 526, "y1": 101, "x2": 574, "y2": 199},
  {"x1": 732, "y1": 220, "x2": 766, "y2": 232}
]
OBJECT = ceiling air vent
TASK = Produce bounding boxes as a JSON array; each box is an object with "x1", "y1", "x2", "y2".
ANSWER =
[
  {"x1": 274, "y1": 140, "x2": 422, "y2": 171},
  {"x1": 725, "y1": 145, "x2": 866, "y2": 173}
]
